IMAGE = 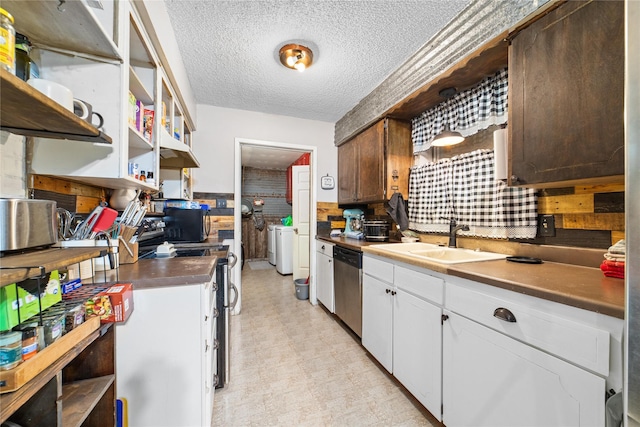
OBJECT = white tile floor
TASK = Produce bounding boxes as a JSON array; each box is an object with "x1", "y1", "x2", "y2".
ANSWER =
[{"x1": 213, "y1": 264, "x2": 437, "y2": 426}]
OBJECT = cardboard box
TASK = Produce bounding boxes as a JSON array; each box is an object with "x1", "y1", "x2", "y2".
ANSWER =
[
  {"x1": 87, "y1": 283, "x2": 133, "y2": 323},
  {"x1": 0, "y1": 271, "x2": 62, "y2": 330},
  {"x1": 61, "y1": 278, "x2": 82, "y2": 294}
]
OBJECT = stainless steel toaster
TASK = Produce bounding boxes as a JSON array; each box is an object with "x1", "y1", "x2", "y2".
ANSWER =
[{"x1": 0, "y1": 199, "x2": 57, "y2": 252}]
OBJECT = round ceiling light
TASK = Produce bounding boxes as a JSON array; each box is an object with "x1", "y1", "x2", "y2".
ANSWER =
[{"x1": 279, "y1": 44, "x2": 313, "y2": 72}]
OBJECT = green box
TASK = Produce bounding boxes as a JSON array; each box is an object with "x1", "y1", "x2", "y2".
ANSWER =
[{"x1": 0, "y1": 270, "x2": 62, "y2": 331}]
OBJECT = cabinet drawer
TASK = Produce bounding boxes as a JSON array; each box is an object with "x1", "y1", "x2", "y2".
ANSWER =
[
  {"x1": 395, "y1": 265, "x2": 443, "y2": 305},
  {"x1": 316, "y1": 240, "x2": 334, "y2": 256},
  {"x1": 445, "y1": 280, "x2": 610, "y2": 376},
  {"x1": 363, "y1": 255, "x2": 393, "y2": 284}
]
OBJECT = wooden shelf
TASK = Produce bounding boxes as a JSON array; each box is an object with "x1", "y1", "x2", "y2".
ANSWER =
[
  {"x1": 0, "y1": 70, "x2": 112, "y2": 144},
  {"x1": 61, "y1": 375, "x2": 115, "y2": 427},
  {"x1": 0, "y1": 247, "x2": 105, "y2": 287},
  {"x1": 0, "y1": 322, "x2": 109, "y2": 423}
]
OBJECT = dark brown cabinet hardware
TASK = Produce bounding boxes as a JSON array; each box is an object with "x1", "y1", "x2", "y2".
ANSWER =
[{"x1": 493, "y1": 307, "x2": 517, "y2": 323}]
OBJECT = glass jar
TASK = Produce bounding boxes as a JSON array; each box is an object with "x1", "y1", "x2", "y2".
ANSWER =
[
  {"x1": 0, "y1": 330, "x2": 22, "y2": 370},
  {"x1": 0, "y1": 7, "x2": 16, "y2": 75},
  {"x1": 15, "y1": 32, "x2": 39, "y2": 81}
]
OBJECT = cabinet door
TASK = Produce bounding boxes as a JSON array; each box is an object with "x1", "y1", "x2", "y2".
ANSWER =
[
  {"x1": 509, "y1": 0, "x2": 624, "y2": 187},
  {"x1": 384, "y1": 119, "x2": 412, "y2": 200},
  {"x1": 316, "y1": 251, "x2": 334, "y2": 313},
  {"x1": 362, "y1": 274, "x2": 393, "y2": 372},
  {"x1": 357, "y1": 121, "x2": 385, "y2": 202},
  {"x1": 393, "y1": 289, "x2": 442, "y2": 421},
  {"x1": 442, "y1": 311, "x2": 604, "y2": 427},
  {"x1": 338, "y1": 141, "x2": 358, "y2": 203}
]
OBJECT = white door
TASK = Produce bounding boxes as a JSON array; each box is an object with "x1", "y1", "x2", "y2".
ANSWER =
[
  {"x1": 442, "y1": 310, "x2": 605, "y2": 427},
  {"x1": 316, "y1": 241, "x2": 334, "y2": 312},
  {"x1": 362, "y1": 274, "x2": 394, "y2": 372},
  {"x1": 393, "y1": 289, "x2": 442, "y2": 421},
  {"x1": 292, "y1": 165, "x2": 310, "y2": 280}
]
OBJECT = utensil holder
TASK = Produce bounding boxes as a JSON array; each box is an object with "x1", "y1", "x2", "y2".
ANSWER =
[{"x1": 118, "y1": 226, "x2": 138, "y2": 264}]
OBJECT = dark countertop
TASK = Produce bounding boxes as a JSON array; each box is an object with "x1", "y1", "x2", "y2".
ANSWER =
[
  {"x1": 116, "y1": 256, "x2": 218, "y2": 290},
  {"x1": 323, "y1": 236, "x2": 625, "y2": 319}
]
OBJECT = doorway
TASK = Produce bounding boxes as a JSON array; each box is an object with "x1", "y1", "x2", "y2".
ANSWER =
[{"x1": 233, "y1": 138, "x2": 318, "y2": 314}]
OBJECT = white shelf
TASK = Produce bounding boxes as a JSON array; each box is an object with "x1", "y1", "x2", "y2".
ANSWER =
[
  {"x1": 128, "y1": 125, "x2": 153, "y2": 150},
  {"x1": 129, "y1": 67, "x2": 154, "y2": 105}
]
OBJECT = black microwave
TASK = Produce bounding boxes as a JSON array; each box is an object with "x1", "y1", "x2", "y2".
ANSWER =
[{"x1": 163, "y1": 208, "x2": 210, "y2": 242}]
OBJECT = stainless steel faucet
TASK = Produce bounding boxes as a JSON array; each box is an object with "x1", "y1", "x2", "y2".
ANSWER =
[{"x1": 448, "y1": 219, "x2": 469, "y2": 248}]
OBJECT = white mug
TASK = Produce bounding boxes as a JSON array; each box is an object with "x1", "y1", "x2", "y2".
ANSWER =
[{"x1": 27, "y1": 78, "x2": 74, "y2": 111}]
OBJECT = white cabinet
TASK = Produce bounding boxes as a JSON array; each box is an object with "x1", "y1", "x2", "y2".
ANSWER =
[
  {"x1": 442, "y1": 276, "x2": 623, "y2": 427},
  {"x1": 362, "y1": 272, "x2": 393, "y2": 371},
  {"x1": 8, "y1": 0, "x2": 199, "y2": 191},
  {"x1": 315, "y1": 241, "x2": 335, "y2": 312},
  {"x1": 442, "y1": 310, "x2": 604, "y2": 427},
  {"x1": 115, "y1": 278, "x2": 216, "y2": 427},
  {"x1": 362, "y1": 255, "x2": 444, "y2": 420},
  {"x1": 393, "y1": 287, "x2": 442, "y2": 418}
]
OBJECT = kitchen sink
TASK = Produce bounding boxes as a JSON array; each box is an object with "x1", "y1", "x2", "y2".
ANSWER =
[{"x1": 371, "y1": 243, "x2": 507, "y2": 264}]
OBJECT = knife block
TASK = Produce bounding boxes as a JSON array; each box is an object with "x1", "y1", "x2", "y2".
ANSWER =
[{"x1": 118, "y1": 226, "x2": 139, "y2": 264}]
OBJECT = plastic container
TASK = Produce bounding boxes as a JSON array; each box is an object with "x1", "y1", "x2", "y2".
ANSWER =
[
  {"x1": 0, "y1": 330, "x2": 22, "y2": 370},
  {"x1": 0, "y1": 7, "x2": 15, "y2": 75},
  {"x1": 294, "y1": 278, "x2": 309, "y2": 300}
]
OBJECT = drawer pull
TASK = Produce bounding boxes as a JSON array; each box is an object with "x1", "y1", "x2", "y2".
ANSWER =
[
  {"x1": 494, "y1": 307, "x2": 517, "y2": 323},
  {"x1": 385, "y1": 289, "x2": 391, "y2": 294}
]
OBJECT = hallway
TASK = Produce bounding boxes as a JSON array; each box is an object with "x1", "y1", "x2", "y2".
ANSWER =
[{"x1": 213, "y1": 265, "x2": 436, "y2": 426}]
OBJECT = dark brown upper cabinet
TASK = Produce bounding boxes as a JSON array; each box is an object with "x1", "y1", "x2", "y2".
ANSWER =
[
  {"x1": 508, "y1": 0, "x2": 624, "y2": 188},
  {"x1": 338, "y1": 118, "x2": 412, "y2": 204}
]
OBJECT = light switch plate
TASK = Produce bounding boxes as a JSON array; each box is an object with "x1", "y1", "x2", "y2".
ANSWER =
[{"x1": 538, "y1": 215, "x2": 556, "y2": 237}]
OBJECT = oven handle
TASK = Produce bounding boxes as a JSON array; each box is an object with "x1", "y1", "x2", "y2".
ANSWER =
[
  {"x1": 228, "y1": 280, "x2": 239, "y2": 310},
  {"x1": 227, "y1": 251, "x2": 238, "y2": 269}
]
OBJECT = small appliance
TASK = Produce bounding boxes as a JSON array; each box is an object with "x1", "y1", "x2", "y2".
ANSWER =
[
  {"x1": 363, "y1": 218, "x2": 391, "y2": 242},
  {"x1": 162, "y1": 207, "x2": 209, "y2": 242},
  {"x1": 0, "y1": 199, "x2": 57, "y2": 253},
  {"x1": 343, "y1": 208, "x2": 364, "y2": 239}
]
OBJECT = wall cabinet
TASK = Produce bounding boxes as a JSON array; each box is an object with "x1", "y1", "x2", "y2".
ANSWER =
[
  {"x1": 508, "y1": 0, "x2": 624, "y2": 188},
  {"x1": 115, "y1": 277, "x2": 216, "y2": 426},
  {"x1": 5, "y1": 0, "x2": 198, "y2": 192},
  {"x1": 338, "y1": 118, "x2": 411, "y2": 204},
  {"x1": 362, "y1": 255, "x2": 443, "y2": 421},
  {"x1": 315, "y1": 241, "x2": 335, "y2": 312}
]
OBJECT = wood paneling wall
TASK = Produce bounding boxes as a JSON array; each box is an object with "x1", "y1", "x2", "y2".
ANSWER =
[{"x1": 31, "y1": 175, "x2": 105, "y2": 214}]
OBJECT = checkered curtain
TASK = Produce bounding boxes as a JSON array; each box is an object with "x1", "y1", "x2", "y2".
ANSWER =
[
  {"x1": 412, "y1": 68, "x2": 509, "y2": 153},
  {"x1": 408, "y1": 149, "x2": 538, "y2": 239}
]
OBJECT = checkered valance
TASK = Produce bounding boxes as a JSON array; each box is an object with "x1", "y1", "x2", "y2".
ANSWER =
[
  {"x1": 412, "y1": 68, "x2": 509, "y2": 153},
  {"x1": 408, "y1": 149, "x2": 537, "y2": 239}
]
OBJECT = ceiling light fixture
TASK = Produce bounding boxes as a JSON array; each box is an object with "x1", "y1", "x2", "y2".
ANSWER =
[{"x1": 279, "y1": 44, "x2": 313, "y2": 72}]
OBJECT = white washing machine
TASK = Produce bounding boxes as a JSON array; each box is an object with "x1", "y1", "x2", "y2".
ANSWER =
[
  {"x1": 275, "y1": 226, "x2": 294, "y2": 275},
  {"x1": 267, "y1": 224, "x2": 277, "y2": 265}
]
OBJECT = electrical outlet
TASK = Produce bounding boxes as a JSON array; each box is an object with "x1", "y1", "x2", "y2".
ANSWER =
[
  {"x1": 216, "y1": 199, "x2": 227, "y2": 208},
  {"x1": 538, "y1": 215, "x2": 556, "y2": 237}
]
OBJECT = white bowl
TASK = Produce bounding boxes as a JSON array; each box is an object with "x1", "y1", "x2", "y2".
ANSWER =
[{"x1": 27, "y1": 78, "x2": 74, "y2": 111}]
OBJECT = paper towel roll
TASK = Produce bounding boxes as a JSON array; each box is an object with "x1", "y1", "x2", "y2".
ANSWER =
[{"x1": 493, "y1": 127, "x2": 508, "y2": 180}]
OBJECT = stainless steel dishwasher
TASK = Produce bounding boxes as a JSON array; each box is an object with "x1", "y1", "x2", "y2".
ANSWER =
[{"x1": 333, "y1": 245, "x2": 363, "y2": 337}]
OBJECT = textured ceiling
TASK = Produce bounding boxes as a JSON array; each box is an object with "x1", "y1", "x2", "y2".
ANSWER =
[{"x1": 164, "y1": 0, "x2": 470, "y2": 125}]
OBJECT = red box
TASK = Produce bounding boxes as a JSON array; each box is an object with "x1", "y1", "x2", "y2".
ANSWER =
[{"x1": 88, "y1": 283, "x2": 134, "y2": 323}]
